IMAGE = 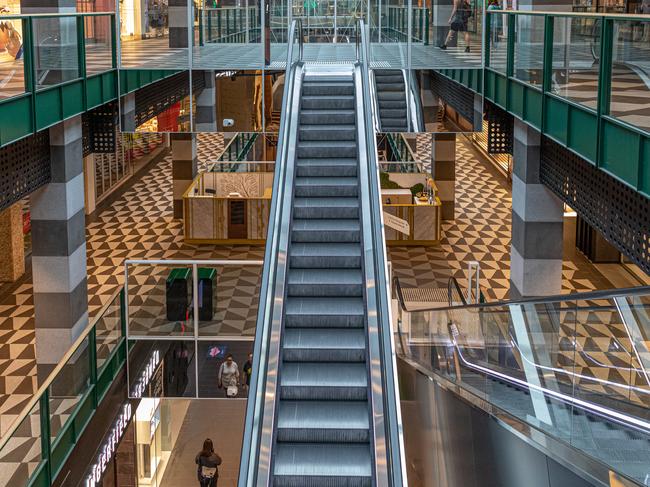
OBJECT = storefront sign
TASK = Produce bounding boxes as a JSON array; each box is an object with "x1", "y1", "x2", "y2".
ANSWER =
[
  {"x1": 131, "y1": 349, "x2": 160, "y2": 398},
  {"x1": 383, "y1": 212, "x2": 410, "y2": 236},
  {"x1": 85, "y1": 403, "x2": 133, "y2": 487}
]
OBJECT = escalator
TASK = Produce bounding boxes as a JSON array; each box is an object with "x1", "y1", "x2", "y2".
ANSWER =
[
  {"x1": 238, "y1": 20, "x2": 406, "y2": 487},
  {"x1": 394, "y1": 277, "x2": 650, "y2": 486},
  {"x1": 274, "y1": 69, "x2": 371, "y2": 485},
  {"x1": 372, "y1": 69, "x2": 425, "y2": 133}
]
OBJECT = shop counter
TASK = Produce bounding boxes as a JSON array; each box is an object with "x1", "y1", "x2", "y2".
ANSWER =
[{"x1": 382, "y1": 191, "x2": 441, "y2": 245}]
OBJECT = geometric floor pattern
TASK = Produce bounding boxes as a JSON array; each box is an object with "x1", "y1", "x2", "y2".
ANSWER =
[
  {"x1": 0, "y1": 135, "x2": 235, "y2": 447},
  {"x1": 388, "y1": 136, "x2": 614, "y2": 301},
  {"x1": 390, "y1": 136, "x2": 649, "y2": 411},
  {"x1": 0, "y1": 133, "x2": 263, "y2": 482}
]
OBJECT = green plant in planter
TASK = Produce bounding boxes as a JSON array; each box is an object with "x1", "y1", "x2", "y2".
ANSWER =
[
  {"x1": 410, "y1": 183, "x2": 424, "y2": 196},
  {"x1": 380, "y1": 172, "x2": 400, "y2": 189}
]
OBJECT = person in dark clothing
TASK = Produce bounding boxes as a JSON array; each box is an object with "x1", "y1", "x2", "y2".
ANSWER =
[
  {"x1": 438, "y1": 0, "x2": 472, "y2": 52},
  {"x1": 242, "y1": 353, "x2": 253, "y2": 393},
  {"x1": 195, "y1": 438, "x2": 222, "y2": 487}
]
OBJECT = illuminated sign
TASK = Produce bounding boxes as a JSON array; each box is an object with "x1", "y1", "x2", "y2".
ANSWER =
[
  {"x1": 85, "y1": 403, "x2": 132, "y2": 487},
  {"x1": 131, "y1": 349, "x2": 160, "y2": 398}
]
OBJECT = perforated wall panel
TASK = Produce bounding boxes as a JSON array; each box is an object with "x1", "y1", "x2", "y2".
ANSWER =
[
  {"x1": 485, "y1": 101, "x2": 513, "y2": 155},
  {"x1": 0, "y1": 131, "x2": 50, "y2": 212},
  {"x1": 430, "y1": 70, "x2": 475, "y2": 123},
  {"x1": 540, "y1": 136, "x2": 650, "y2": 274},
  {"x1": 89, "y1": 101, "x2": 118, "y2": 153},
  {"x1": 82, "y1": 113, "x2": 92, "y2": 157}
]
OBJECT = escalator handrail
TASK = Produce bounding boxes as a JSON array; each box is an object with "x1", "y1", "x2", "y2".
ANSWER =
[
  {"x1": 404, "y1": 69, "x2": 425, "y2": 132},
  {"x1": 396, "y1": 279, "x2": 650, "y2": 313},
  {"x1": 447, "y1": 276, "x2": 467, "y2": 307},
  {"x1": 356, "y1": 19, "x2": 408, "y2": 486},
  {"x1": 237, "y1": 19, "x2": 303, "y2": 487}
]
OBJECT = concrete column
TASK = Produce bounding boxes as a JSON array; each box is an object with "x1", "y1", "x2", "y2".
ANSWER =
[
  {"x1": 419, "y1": 72, "x2": 440, "y2": 131},
  {"x1": 83, "y1": 153, "x2": 97, "y2": 215},
  {"x1": 168, "y1": 0, "x2": 189, "y2": 48},
  {"x1": 171, "y1": 133, "x2": 198, "y2": 219},
  {"x1": 120, "y1": 92, "x2": 136, "y2": 133},
  {"x1": 473, "y1": 94, "x2": 483, "y2": 132},
  {"x1": 0, "y1": 203, "x2": 25, "y2": 282},
  {"x1": 31, "y1": 116, "x2": 88, "y2": 381},
  {"x1": 432, "y1": 133, "x2": 456, "y2": 220},
  {"x1": 194, "y1": 71, "x2": 217, "y2": 132},
  {"x1": 20, "y1": 0, "x2": 75, "y2": 13},
  {"x1": 510, "y1": 119, "x2": 563, "y2": 298}
]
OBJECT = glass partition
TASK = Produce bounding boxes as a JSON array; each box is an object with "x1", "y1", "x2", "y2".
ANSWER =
[
  {"x1": 120, "y1": 0, "x2": 189, "y2": 69},
  {"x1": 487, "y1": 10, "x2": 507, "y2": 74},
  {"x1": 125, "y1": 260, "x2": 263, "y2": 400},
  {"x1": 0, "y1": 17, "x2": 26, "y2": 100},
  {"x1": 0, "y1": 289, "x2": 126, "y2": 487},
  {"x1": 95, "y1": 291, "x2": 123, "y2": 372},
  {"x1": 85, "y1": 14, "x2": 113, "y2": 76},
  {"x1": 399, "y1": 287, "x2": 650, "y2": 485},
  {"x1": 48, "y1": 337, "x2": 91, "y2": 441},
  {"x1": 551, "y1": 16, "x2": 600, "y2": 110},
  {"x1": 513, "y1": 14, "x2": 544, "y2": 87},
  {"x1": 33, "y1": 16, "x2": 80, "y2": 89},
  {"x1": 609, "y1": 19, "x2": 650, "y2": 133},
  {"x1": 0, "y1": 402, "x2": 42, "y2": 487}
]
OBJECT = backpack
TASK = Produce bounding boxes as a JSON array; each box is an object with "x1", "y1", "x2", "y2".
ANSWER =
[{"x1": 199, "y1": 457, "x2": 217, "y2": 481}]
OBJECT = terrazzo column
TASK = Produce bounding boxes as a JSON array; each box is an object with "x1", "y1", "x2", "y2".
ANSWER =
[
  {"x1": 473, "y1": 93, "x2": 483, "y2": 132},
  {"x1": 31, "y1": 116, "x2": 88, "y2": 381},
  {"x1": 419, "y1": 73, "x2": 440, "y2": 130},
  {"x1": 171, "y1": 133, "x2": 198, "y2": 219},
  {"x1": 510, "y1": 118, "x2": 563, "y2": 298},
  {"x1": 195, "y1": 71, "x2": 217, "y2": 132},
  {"x1": 121, "y1": 92, "x2": 136, "y2": 132},
  {"x1": 169, "y1": 0, "x2": 189, "y2": 48},
  {"x1": 0, "y1": 203, "x2": 25, "y2": 282},
  {"x1": 432, "y1": 133, "x2": 456, "y2": 220},
  {"x1": 20, "y1": 0, "x2": 74, "y2": 14}
]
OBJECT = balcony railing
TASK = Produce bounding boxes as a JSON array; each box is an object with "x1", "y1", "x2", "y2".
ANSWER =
[
  {"x1": 484, "y1": 10, "x2": 650, "y2": 194},
  {"x1": 0, "y1": 288, "x2": 127, "y2": 487}
]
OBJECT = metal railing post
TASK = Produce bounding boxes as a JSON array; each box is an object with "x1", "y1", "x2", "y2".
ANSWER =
[
  {"x1": 89, "y1": 326, "x2": 98, "y2": 408},
  {"x1": 39, "y1": 391, "x2": 52, "y2": 484}
]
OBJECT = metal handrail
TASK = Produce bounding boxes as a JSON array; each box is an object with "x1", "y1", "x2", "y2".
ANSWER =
[
  {"x1": 356, "y1": 18, "x2": 407, "y2": 486},
  {"x1": 0, "y1": 286, "x2": 123, "y2": 452},
  {"x1": 396, "y1": 276, "x2": 650, "y2": 313},
  {"x1": 237, "y1": 18, "x2": 303, "y2": 487},
  {"x1": 447, "y1": 276, "x2": 467, "y2": 307}
]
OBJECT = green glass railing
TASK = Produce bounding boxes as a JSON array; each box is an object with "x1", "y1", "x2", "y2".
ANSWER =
[
  {"x1": 201, "y1": 7, "x2": 261, "y2": 44},
  {"x1": 384, "y1": 6, "x2": 430, "y2": 44},
  {"x1": 0, "y1": 12, "x2": 115, "y2": 102},
  {"x1": 386, "y1": 132, "x2": 415, "y2": 162},
  {"x1": 485, "y1": 10, "x2": 650, "y2": 194},
  {"x1": 218, "y1": 132, "x2": 259, "y2": 161},
  {"x1": 0, "y1": 288, "x2": 127, "y2": 487}
]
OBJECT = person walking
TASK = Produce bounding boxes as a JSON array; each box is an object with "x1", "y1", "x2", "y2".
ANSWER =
[
  {"x1": 218, "y1": 353, "x2": 240, "y2": 397},
  {"x1": 439, "y1": 0, "x2": 473, "y2": 52},
  {"x1": 195, "y1": 438, "x2": 222, "y2": 487},
  {"x1": 487, "y1": 0, "x2": 503, "y2": 45},
  {"x1": 242, "y1": 353, "x2": 253, "y2": 394}
]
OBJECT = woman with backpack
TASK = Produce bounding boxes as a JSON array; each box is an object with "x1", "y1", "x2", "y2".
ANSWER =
[
  {"x1": 438, "y1": 0, "x2": 473, "y2": 53},
  {"x1": 195, "y1": 438, "x2": 222, "y2": 487}
]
